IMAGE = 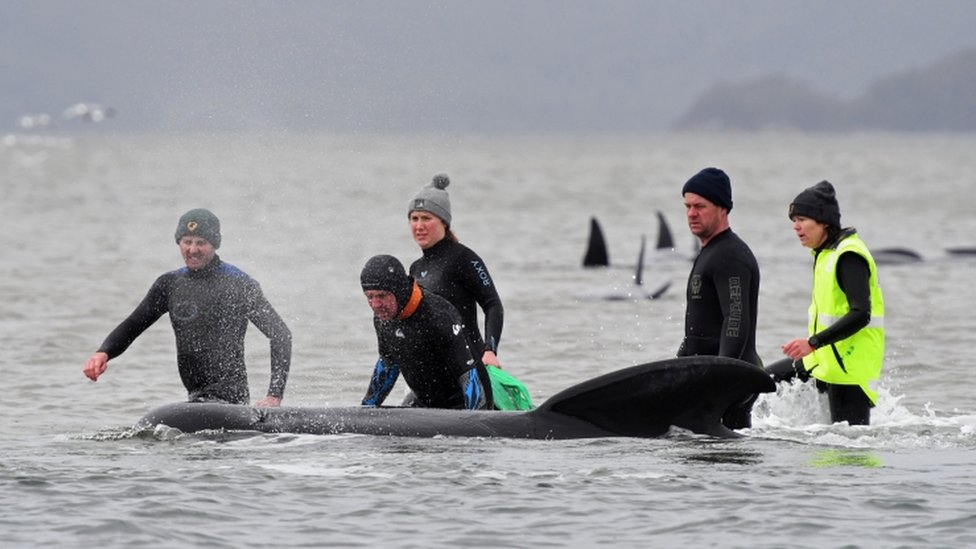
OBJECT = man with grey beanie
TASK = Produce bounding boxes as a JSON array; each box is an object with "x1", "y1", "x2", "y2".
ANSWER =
[
  {"x1": 678, "y1": 167, "x2": 762, "y2": 430},
  {"x1": 83, "y1": 208, "x2": 292, "y2": 407}
]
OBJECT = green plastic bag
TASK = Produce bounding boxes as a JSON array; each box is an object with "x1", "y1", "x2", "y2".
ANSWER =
[{"x1": 487, "y1": 365, "x2": 534, "y2": 411}]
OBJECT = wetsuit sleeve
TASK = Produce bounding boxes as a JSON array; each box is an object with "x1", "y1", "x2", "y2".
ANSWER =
[
  {"x1": 362, "y1": 357, "x2": 400, "y2": 406},
  {"x1": 715, "y1": 258, "x2": 758, "y2": 361},
  {"x1": 436, "y1": 305, "x2": 491, "y2": 409},
  {"x1": 459, "y1": 249, "x2": 504, "y2": 353},
  {"x1": 245, "y1": 283, "x2": 292, "y2": 399},
  {"x1": 458, "y1": 368, "x2": 489, "y2": 410},
  {"x1": 808, "y1": 252, "x2": 872, "y2": 349},
  {"x1": 97, "y1": 276, "x2": 169, "y2": 359}
]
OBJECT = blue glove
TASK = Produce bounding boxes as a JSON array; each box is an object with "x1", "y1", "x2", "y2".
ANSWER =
[{"x1": 362, "y1": 358, "x2": 399, "y2": 406}]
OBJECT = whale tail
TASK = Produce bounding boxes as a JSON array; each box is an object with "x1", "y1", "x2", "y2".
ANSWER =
[{"x1": 536, "y1": 356, "x2": 775, "y2": 438}]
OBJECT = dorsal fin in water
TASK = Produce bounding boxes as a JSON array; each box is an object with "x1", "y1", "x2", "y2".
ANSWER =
[
  {"x1": 635, "y1": 234, "x2": 646, "y2": 286},
  {"x1": 582, "y1": 216, "x2": 610, "y2": 267},
  {"x1": 655, "y1": 210, "x2": 675, "y2": 250}
]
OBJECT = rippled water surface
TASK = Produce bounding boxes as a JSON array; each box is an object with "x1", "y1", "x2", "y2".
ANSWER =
[{"x1": 2, "y1": 132, "x2": 975, "y2": 548}]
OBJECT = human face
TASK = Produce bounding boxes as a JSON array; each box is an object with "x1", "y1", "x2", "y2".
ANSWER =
[
  {"x1": 409, "y1": 211, "x2": 447, "y2": 250},
  {"x1": 179, "y1": 236, "x2": 216, "y2": 270},
  {"x1": 364, "y1": 290, "x2": 399, "y2": 321},
  {"x1": 791, "y1": 216, "x2": 828, "y2": 249},
  {"x1": 684, "y1": 192, "x2": 728, "y2": 244}
]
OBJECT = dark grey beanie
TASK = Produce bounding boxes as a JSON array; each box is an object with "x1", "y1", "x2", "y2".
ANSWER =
[
  {"x1": 360, "y1": 254, "x2": 414, "y2": 311},
  {"x1": 789, "y1": 180, "x2": 841, "y2": 229},
  {"x1": 681, "y1": 167, "x2": 733, "y2": 212},
  {"x1": 408, "y1": 174, "x2": 452, "y2": 226},
  {"x1": 174, "y1": 208, "x2": 221, "y2": 248}
]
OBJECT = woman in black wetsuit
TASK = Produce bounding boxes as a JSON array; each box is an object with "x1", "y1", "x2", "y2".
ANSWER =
[{"x1": 406, "y1": 174, "x2": 505, "y2": 369}]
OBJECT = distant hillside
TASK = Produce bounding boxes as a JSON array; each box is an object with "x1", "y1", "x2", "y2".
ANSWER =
[{"x1": 672, "y1": 49, "x2": 976, "y2": 132}]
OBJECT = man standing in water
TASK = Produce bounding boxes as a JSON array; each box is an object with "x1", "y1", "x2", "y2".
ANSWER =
[
  {"x1": 359, "y1": 254, "x2": 493, "y2": 410},
  {"x1": 83, "y1": 208, "x2": 292, "y2": 407},
  {"x1": 677, "y1": 167, "x2": 762, "y2": 429}
]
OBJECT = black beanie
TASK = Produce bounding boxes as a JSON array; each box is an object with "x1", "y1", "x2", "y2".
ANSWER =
[
  {"x1": 360, "y1": 255, "x2": 414, "y2": 311},
  {"x1": 789, "y1": 180, "x2": 841, "y2": 229},
  {"x1": 174, "y1": 208, "x2": 221, "y2": 248},
  {"x1": 682, "y1": 167, "x2": 733, "y2": 211}
]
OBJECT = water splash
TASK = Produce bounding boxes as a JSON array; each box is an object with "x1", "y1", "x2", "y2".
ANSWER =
[{"x1": 750, "y1": 380, "x2": 976, "y2": 449}]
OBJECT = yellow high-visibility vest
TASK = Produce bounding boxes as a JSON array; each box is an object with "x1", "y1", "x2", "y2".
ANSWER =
[{"x1": 801, "y1": 234, "x2": 885, "y2": 404}]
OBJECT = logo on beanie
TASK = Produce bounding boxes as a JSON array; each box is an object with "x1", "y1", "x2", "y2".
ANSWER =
[
  {"x1": 414, "y1": 199, "x2": 425, "y2": 209},
  {"x1": 187, "y1": 221, "x2": 199, "y2": 232}
]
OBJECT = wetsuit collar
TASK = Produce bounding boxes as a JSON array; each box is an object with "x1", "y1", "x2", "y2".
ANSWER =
[
  {"x1": 188, "y1": 255, "x2": 222, "y2": 277},
  {"x1": 422, "y1": 237, "x2": 451, "y2": 258},
  {"x1": 701, "y1": 227, "x2": 732, "y2": 248},
  {"x1": 813, "y1": 227, "x2": 857, "y2": 254},
  {"x1": 398, "y1": 281, "x2": 423, "y2": 320}
]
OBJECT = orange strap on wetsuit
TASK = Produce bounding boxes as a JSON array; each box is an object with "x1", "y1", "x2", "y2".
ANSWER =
[{"x1": 398, "y1": 281, "x2": 422, "y2": 320}]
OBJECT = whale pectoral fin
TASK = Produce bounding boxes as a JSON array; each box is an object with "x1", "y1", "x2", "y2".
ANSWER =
[
  {"x1": 647, "y1": 279, "x2": 671, "y2": 300},
  {"x1": 634, "y1": 234, "x2": 646, "y2": 286},
  {"x1": 536, "y1": 356, "x2": 775, "y2": 438}
]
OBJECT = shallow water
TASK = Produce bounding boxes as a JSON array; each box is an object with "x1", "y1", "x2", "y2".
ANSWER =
[{"x1": 2, "y1": 132, "x2": 975, "y2": 548}]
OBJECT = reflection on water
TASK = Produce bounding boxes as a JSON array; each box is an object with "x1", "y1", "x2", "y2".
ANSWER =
[
  {"x1": 809, "y1": 449, "x2": 883, "y2": 469},
  {"x1": 682, "y1": 449, "x2": 765, "y2": 466}
]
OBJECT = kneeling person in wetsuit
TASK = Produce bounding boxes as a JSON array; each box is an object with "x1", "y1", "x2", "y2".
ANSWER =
[{"x1": 360, "y1": 254, "x2": 494, "y2": 410}]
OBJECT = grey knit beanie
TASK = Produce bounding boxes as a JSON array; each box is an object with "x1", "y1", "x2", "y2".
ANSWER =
[
  {"x1": 408, "y1": 174, "x2": 452, "y2": 226},
  {"x1": 174, "y1": 208, "x2": 221, "y2": 248}
]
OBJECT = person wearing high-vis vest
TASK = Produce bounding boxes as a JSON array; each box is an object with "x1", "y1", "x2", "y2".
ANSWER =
[{"x1": 771, "y1": 180, "x2": 885, "y2": 425}]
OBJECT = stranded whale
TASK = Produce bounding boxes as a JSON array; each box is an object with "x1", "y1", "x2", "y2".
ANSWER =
[{"x1": 139, "y1": 356, "x2": 775, "y2": 439}]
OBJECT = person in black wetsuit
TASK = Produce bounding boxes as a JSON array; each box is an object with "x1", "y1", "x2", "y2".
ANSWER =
[
  {"x1": 770, "y1": 181, "x2": 885, "y2": 425},
  {"x1": 82, "y1": 208, "x2": 292, "y2": 407},
  {"x1": 677, "y1": 168, "x2": 762, "y2": 429},
  {"x1": 359, "y1": 254, "x2": 493, "y2": 410},
  {"x1": 406, "y1": 174, "x2": 504, "y2": 369}
]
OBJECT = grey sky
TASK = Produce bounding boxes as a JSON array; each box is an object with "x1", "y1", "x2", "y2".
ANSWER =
[{"x1": 3, "y1": 0, "x2": 976, "y2": 133}]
